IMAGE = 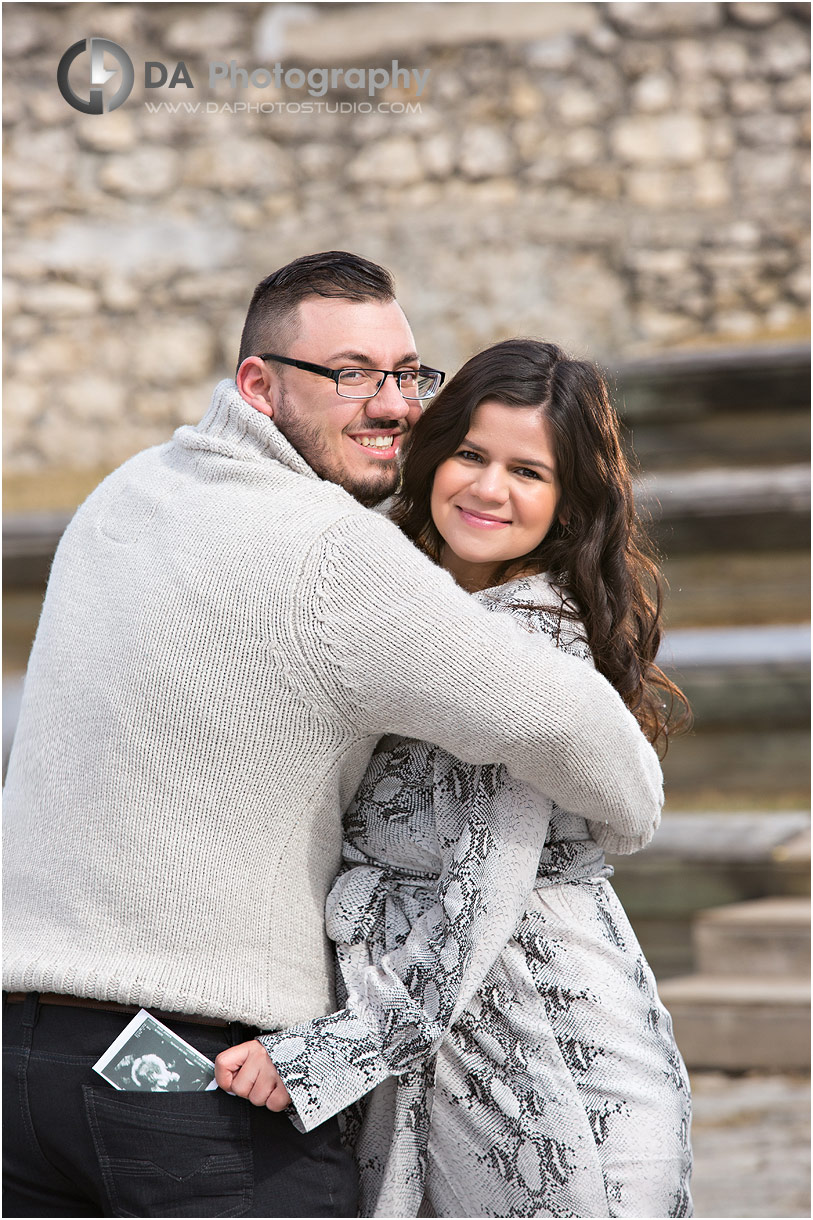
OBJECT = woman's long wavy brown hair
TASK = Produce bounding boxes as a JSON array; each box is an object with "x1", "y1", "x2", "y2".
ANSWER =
[{"x1": 393, "y1": 339, "x2": 690, "y2": 753}]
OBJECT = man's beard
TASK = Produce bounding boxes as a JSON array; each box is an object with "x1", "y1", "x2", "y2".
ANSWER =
[{"x1": 275, "y1": 390, "x2": 401, "y2": 508}]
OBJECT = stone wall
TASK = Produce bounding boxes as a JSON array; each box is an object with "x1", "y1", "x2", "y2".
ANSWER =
[{"x1": 3, "y1": 1, "x2": 810, "y2": 476}]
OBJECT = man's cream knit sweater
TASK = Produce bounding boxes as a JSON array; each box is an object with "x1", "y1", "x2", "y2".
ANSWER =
[{"x1": 3, "y1": 381, "x2": 662, "y2": 1028}]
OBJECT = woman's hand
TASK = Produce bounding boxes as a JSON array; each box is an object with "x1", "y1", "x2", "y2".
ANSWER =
[{"x1": 214, "y1": 1039, "x2": 293, "y2": 1111}]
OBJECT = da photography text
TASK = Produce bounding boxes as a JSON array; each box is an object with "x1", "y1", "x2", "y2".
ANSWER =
[{"x1": 56, "y1": 38, "x2": 430, "y2": 115}]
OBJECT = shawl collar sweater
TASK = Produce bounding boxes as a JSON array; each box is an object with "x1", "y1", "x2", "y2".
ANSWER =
[{"x1": 3, "y1": 381, "x2": 662, "y2": 1027}]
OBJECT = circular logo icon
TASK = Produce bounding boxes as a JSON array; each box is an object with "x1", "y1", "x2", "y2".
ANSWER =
[{"x1": 57, "y1": 37, "x2": 135, "y2": 114}]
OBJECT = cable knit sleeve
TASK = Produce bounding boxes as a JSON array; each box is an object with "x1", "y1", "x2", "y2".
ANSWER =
[
  {"x1": 258, "y1": 758, "x2": 551, "y2": 1132},
  {"x1": 297, "y1": 512, "x2": 662, "y2": 848}
]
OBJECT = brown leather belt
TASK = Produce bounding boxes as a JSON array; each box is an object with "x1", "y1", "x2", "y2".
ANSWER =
[{"x1": 4, "y1": 992, "x2": 234, "y2": 1029}]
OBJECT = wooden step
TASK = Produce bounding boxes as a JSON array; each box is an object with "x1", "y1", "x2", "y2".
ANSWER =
[
  {"x1": 635, "y1": 463, "x2": 810, "y2": 553},
  {"x1": 611, "y1": 813, "x2": 810, "y2": 979},
  {"x1": 693, "y1": 896, "x2": 811, "y2": 977},
  {"x1": 658, "y1": 972, "x2": 811, "y2": 1070}
]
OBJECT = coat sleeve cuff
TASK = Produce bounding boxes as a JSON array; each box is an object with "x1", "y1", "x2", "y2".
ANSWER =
[{"x1": 257, "y1": 1010, "x2": 391, "y2": 1133}]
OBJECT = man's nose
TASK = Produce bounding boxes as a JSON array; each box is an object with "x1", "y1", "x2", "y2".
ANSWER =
[{"x1": 366, "y1": 374, "x2": 411, "y2": 419}]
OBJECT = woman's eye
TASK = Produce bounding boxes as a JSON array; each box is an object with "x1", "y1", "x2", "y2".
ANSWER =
[
  {"x1": 515, "y1": 467, "x2": 542, "y2": 480},
  {"x1": 456, "y1": 449, "x2": 482, "y2": 462}
]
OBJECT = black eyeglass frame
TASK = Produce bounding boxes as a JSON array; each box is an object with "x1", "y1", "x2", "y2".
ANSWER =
[{"x1": 258, "y1": 354, "x2": 446, "y2": 400}]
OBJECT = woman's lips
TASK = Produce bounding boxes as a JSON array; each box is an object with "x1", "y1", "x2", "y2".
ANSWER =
[{"x1": 456, "y1": 506, "x2": 511, "y2": 528}]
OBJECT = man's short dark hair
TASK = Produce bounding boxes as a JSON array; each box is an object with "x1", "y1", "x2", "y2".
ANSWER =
[{"x1": 236, "y1": 251, "x2": 396, "y2": 372}]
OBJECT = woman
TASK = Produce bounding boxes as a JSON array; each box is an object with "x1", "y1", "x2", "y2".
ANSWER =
[{"x1": 217, "y1": 340, "x2": 693, "y2": 1218}]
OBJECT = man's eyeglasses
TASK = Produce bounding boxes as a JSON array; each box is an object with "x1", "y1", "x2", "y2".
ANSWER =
[{"x1": 259, "y1": 354, "x2": 446, "y2": 401}]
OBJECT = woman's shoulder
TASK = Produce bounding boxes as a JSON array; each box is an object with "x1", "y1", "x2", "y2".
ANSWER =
[{"x1": 475, "y1": 571, "x2": 592, "y2": 662}]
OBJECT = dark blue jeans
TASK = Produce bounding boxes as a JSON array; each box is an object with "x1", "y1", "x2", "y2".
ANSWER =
[{"x1": 3, "y1": 995, "x2": 358, "y2": 1217}]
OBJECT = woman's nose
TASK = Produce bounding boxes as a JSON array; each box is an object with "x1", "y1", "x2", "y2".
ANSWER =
[{"x1": 472, "y1": 464, "x2": 509, "y2": 501}]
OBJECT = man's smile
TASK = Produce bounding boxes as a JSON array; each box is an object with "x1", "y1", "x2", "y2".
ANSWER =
[{"x1": 346, "y1": 427, "x2": 404, "y2": 459}]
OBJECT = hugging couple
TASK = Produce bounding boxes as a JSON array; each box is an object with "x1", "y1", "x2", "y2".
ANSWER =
[{"x1": 3, "y1": 251, "x2": 692, "y2": 1219}]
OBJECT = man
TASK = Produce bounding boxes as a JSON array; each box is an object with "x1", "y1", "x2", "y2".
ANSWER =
[{"x1": 3, "y1": 252, "x2": 661, "y2": 1217}]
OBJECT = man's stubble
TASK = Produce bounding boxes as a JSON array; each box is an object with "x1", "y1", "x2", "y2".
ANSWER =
[{"x1": 274, "y1": 388, "x2": 401, "y2": 509}]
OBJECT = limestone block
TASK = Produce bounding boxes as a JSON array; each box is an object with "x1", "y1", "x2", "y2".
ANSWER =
[
  {"x1": 693, "y1": 161, "x2": 731, "y2": 206},
  {"x1": 631, "y1": 72, "x2": 674, "y2": 113},
  {"x1": 728, "y1": 79, "x2": 773, "y2": 114},
  {"x1": 5, "y1": 316, "x2": 45, "y2": 346},
  {"x1": 765, "y1": 302, "x2": 800, "y2": 332},
  {"x1": 671, "y1": 39, "x2": 706, "y2": 80},
  {"x1": 713, "y1": 309, "x2": 762, "y2": 336},
  {"x1": 3, "y1": 8, "x2": 51, "y2": 55},
  {"x1": 706, "y1": 36, "x2": 751, "y2": 79},
  {"x1": 262, "y1": 192, "x2": 297, "y2": 220},
  {"x1": 28, "y1": 90, "x2": 74, "y2": 127},
  {"x1": 20, "y1": 334, "x2": 86, "y2": 376},
  {"x1": 4, "y1": 279, "x2": 21, "y2": 317},
  {"x1": 728, "y1": 2, "x2": 782, "y2": 25},
  {"x1": 555, "y1": 88, "x2": 603, "y2": 126},
  {"x1": 625, "y1": 169, "x2": 674, "y2": 207},
  {"x1": 171, "y1": 270, "x2": 250, "y2": 306},
  {"x1": 2, "y1": 379, "x2": 46, "y2": 424},
  {"x1": 562, "y1": 128, "x2": 603, "y2": 166},
  {"x1": 3, "y1": 129, "x2": 76, "y2": 193},
  {"x1": 131, "y1": 319, "x2": 217, "y2": 384},
  {"x1": 509, "y1": 80, "x2": 543, "y2": 119},
  {"x1": 223, "y1": 200, "x2": 263, "y2": 228},
  {"x1": 346, "y1": 136, "x2": 423, "y2": 186},
  {"x1": 182, "y1": 138, "x2": 294, "y2": 192},
  {"x1": 618, "y1": 40, "x2": 665, "y2": 79},
  {"x1": 163, "y1": 6, "x2": 244, "y2": 57},
  {"x1": 99, "y1": 147, "x2": 180, "y2": 197},
  {"x1": 762, "y1": 22, "x2": 811, "y2": 77},
  {"x1": 611, "y1": 113, "x2": 706, "y2": 164},
  {"x1": 586, "y1": 24, "x2": 621, "y2": 55},
  {"x1": 734, "y1": 148, "x2": 797, "y2": 192},
  {"x1": 776, "y1": 73, "x2": 811, "y2": 111},
  {"x1": 3, "y1": 90, "x2": 24, "y2": 127},
  {"x1": 722, "y1": 219, "x2": 761, "y2": 245},
  {"x1": 786, "y1": 266, "x2": 811, "y2": 304},
  {"x1": 627, "y1": 249, "x2": 689, "y2": 275},
  {"x1": 458, "y1": 126, "x2": 514, "y2": 180},
  {"x1": 100, "y1": 277, "x2": 144, "y2": 313},
  {"x1": 24, "y1": 282, "x2": 98, "y2": 317},
  {"x1": 265, "y1": 4, "x2": 597, "y2": 62},
  {"x1": 526, "y1": 34, "x2": 577, "y2": 72},
  {"x1": 693, "y1": 78, "x2": 727, "y2": 114},
  {"x1": 607, "y1": 2, "x2": 722, "y2": 36},
  {"x1": 706, "y1": 120, "x2": 734, "y2": 157},
  {"x1": 77, "y1": 112, "x2": 138, "y2": 153},
  {"x1": 61, "y1": 376, "x2": 127, "y2": 423},
  {"x1": 636, "y1": 310, "x2": 699, "y2": 344},
  {"x1": 746, "y1": 281, "x2": 782, "y2": 309},
  {"x1": 296, "y1": 142, "x2": 348, "y2": 176},
  {"x1": 562, "y1": 166, "x2": 621, "y2": 200},
  {"x1": 421, "y1": 133, "x2": 455, "y2": 179},
  {"x1": 738, "y1": 112, "x2": 802, "y2": 146}
]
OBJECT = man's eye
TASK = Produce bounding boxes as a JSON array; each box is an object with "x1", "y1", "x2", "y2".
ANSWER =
[{"x1": 341, "y1": 369, "x2": 367, "y2": 383}]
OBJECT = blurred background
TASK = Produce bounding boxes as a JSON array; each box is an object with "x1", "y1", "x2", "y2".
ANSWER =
[{"x1": 3, "y1": 4, "x2": 810, "y2": 1214}]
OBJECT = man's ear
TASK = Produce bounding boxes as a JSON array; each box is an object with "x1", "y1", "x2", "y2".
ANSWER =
[{"x1": 236, "y1": 357, "x2": 276, "y2": 418}]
